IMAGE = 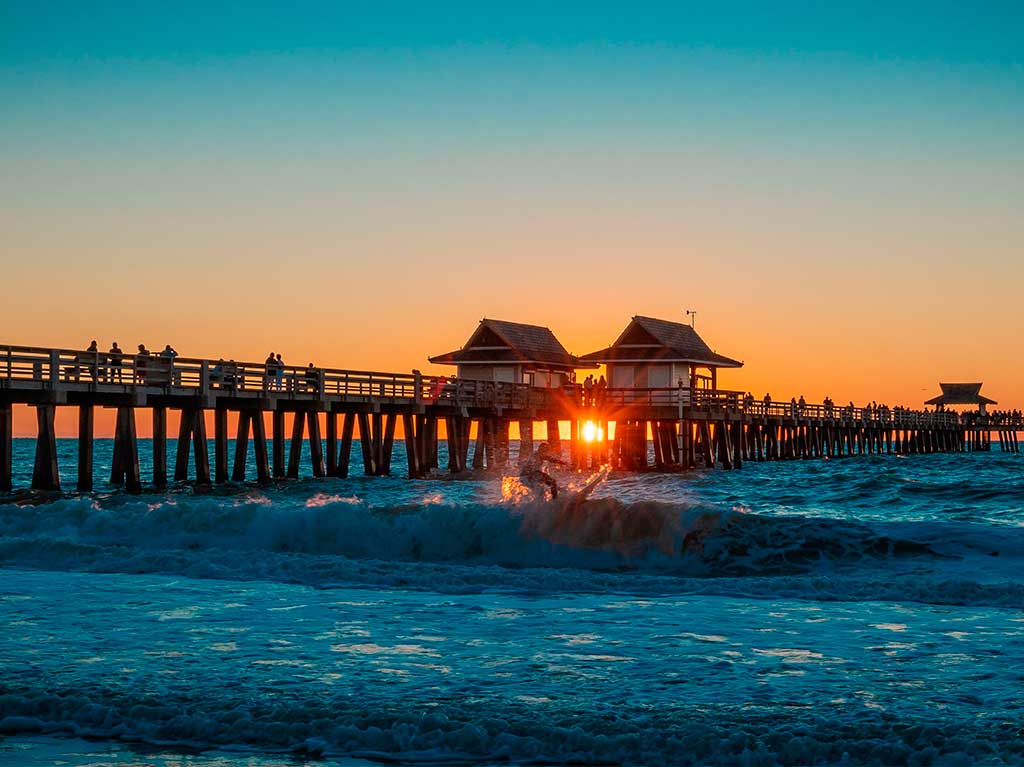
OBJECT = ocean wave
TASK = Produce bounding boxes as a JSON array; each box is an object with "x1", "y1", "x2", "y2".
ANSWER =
[
  {"x1": 2, "y1": 682, "x2": 1022, "y2": 766},
  {"x1": 3, "y1": 489, "x2": 1024, "y2": 607}
]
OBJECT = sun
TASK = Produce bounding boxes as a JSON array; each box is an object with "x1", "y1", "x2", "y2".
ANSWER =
[{"x1": 581, "y1": 421, "x2": 604, "y2": 442}]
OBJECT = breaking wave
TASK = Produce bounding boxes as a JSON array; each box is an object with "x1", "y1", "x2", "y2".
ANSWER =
[{"x1": 2, "y1": 486, "x2": 1022, "y2": 607}]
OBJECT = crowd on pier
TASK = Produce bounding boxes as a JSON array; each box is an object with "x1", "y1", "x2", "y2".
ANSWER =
[{"x1": 25, "y1": 342, "x2": 1024, "y2": 429}]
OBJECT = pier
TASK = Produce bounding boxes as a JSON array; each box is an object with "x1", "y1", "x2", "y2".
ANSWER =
[{"x1": 1, "y1": 342, "x2": 1019, "y2": 494}]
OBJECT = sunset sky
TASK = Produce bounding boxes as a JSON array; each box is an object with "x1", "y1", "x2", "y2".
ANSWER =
[{"x1": 2, "y1": 2, "x2": 1022, "y2": 435}]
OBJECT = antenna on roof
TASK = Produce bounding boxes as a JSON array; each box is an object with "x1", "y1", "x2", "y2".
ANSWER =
[{"x1": 685, "y1": 309, "x2": 697, "y2": 329}]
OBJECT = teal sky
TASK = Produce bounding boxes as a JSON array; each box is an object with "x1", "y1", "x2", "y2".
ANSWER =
[{"x1": 2, "y1": 2, "x2": 1023, "y2": 413}]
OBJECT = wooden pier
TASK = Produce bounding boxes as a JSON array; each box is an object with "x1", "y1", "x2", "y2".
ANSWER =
[{"x1": 0, "y1": 344, "x2": 1020, "y2": 494}]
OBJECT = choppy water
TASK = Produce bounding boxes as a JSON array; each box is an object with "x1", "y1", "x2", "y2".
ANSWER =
[{"x1": 2, "y1": 439, "x2": 1023, "y2": 766}]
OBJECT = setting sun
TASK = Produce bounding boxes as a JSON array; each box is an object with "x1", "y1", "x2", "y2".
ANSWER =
[{"x1": 582, "y1": 421, "x2": 604, "y2": 442}]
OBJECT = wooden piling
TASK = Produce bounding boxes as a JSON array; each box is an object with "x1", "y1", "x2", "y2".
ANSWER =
[
  {"x1": 192, "y1": 409, "x2": 211, "y2": 484},
  {"x1": 288, "y1": 411, "x2": 306, "y2": 479},
  {"x1": 272, "y1": 410, "x2": 286, "y2": 478},
  {"x1": 174, "y1": 407, "x2": 193, "y2": 481},
  {"x1": 472, "y1": 419, "x2": 486, "y2": 470},
  {"x1": 251, "y1": 412, "x2": 270, "y2": 482},
  {"x1": 215, "y1": 408, "x2": 230, "y2": 483},
  {"x1": 307, "y1": 411, "x2": 325, "y2": 477},
  {"x1": 338, "y1": 412, "x2": 355, "y2": 478},
  {"x1": 231, "y1": 411, "x2": 250, "y2": 482},
  {"x1": 77, "y1": 405, "x2": 93, "y2": 492},
  {"x1": 326, "y1": 412, "x2": 338, "y2": 476},
  {"x1": 358, "y1": 412, "x2": 375, "y2": 475},
  {"x1": 111, "y1": 406, "x2": 126, "y2": 486},
  {"x1": 122, "y1": 407, "x2": 142, "y2": 494},
  {"x1": 0, "y1": 402, "x2": 12, "y2": 493},
  {"x1": 31, "y1": 405, "x2": 60, "y2": 491},
  {"x1": 152, "y1": 406, "x2": 167, "y2": 486},
  {"x1": 444, "y1": 416, "x2": 459, "y2": 473},
  {"x1": 380, "y1": 413, "x2": 396, "y2": 475},
  {"x1": 405, "y1": 413, "x2": 421, "y2": 478},
  {"x1": 519, "y1": 419, "x2": 533, "y2": 461}
]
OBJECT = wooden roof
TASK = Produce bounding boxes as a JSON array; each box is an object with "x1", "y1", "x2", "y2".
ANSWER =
[
  {"x1": 580, "y1": 315, "x2": 743, "y2": 368},
  {"x1": 429, "y1": 318, "x2": 593, "y2": 371},
  {"x1": 924, "y1": 382, "x2": 997, "y2": 406}
]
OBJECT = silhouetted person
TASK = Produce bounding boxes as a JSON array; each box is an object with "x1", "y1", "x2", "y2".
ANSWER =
[
  {"x1": 520, "y1": 442, "x2": 567, "y2": 500},
  {"x1": 264, "y1": 352, "x2": 276, "y2": 390},
  {"x1": 76, "y1": 340, "x2": 100, "y2": 381},
  {"x1": 108, "y1": 342, "x2": 124, "y2": 383},
  {"x1": 224, "y1": 360, "x2": 237, "y2": 390},
  {"x1": 134, "y1": 344, "x2": 150, "y2": 384},
  {"x1": 160, "y1": 344, "x2": 177, "y2": 359},
  {"x1": 304, "y1": 362, "x2": 320, "y2": 391},
  {"x1": 211, "y1": 358, "x2": 225, "y2": 388},
  {"x1": 596, "y1": 375, "x2": 607, "y2": 407},
  {"x1": 275, "y1": 353, "x2": 285, "y2": 390}
]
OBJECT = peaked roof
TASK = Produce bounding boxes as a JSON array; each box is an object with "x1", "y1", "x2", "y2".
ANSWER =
[
  {"x1": 429, "y1": 318, "x2": 593, "y2": 369},
  {"x1": 924, "y1": 382, "x2": 997, "y2": 406},
  {"x1": 580, "y1": 315, "x2": 743, "y2": 368}
]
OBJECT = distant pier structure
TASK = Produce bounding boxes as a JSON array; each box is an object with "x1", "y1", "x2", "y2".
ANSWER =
[{"x1": 1, "y1": 318, "x2": 1020, "y2": 493}]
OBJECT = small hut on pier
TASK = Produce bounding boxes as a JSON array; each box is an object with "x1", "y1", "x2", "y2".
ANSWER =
[
  {"x1": 428, "y1": 318, "x2": 593, "y2": 387},
  {"x1": 925, "y1": 383, "x2": 996, "y2": 415},
  {"x1": 580, "y1": 315, "x2": 742, "y2": 392}
]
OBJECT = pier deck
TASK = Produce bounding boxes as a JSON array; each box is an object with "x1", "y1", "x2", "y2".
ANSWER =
[{"x1": 1, "y1": 344, "x2": 1020, "y2": 493}]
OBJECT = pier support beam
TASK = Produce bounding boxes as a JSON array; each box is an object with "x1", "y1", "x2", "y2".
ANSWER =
[
  {"x1": 121, "y1": 407, "x2": 141, "y2": 493},
  {"x1": 472, "y1": 419, "x2": 486, "y2": 470},
  {"x1": 232, "y1": 411, "x2": 251, "y2": 482},
  {"x1": 252, "y1": 412, "x2": 270, "y2": 482},
  {"x1": 272, "y1": 410, "x2": 286, "y2": 478},
  {"x1": 358, "y1": 413, "x2": 375, "y2": 475},
  {"x1": 0, "y1": 402, "x2": 11, "y2": 493},
  {"x1": 380, "y1": 413, "x2": 396, "y2": 475},
  {"x1": 519, "y1": 419, "x2": 533, "y2": 461},
  {"x1": 336, "y1": 413, "x2": 354, "y2": 478},
  {"x1": 109, "y1": 406, "x2": 140, "y2": 493},
  {"x1": 307, "y1": 411, "x2": 326, "y2": 478},
  {"x1": 77, "y1": 405, "x2": 93, "y2": 492},
  {"x1": 174, "y1": 407, "x2": 210, "y2": 484},
  {"x1": 152, "y1": 406, "x2": 167, "y2": 487},
  {"x1": 32, "y1": 404, "x2": 60, "y2": 491},
  {"x1": 406, "y1": 414, "x2": 422, "y2": 478},
  {"x1": 326, "y1": 412, "x2": 338, "y2": 476},
  {"x1": 215, "y1": 408, "x2": 230, "y2": 483},
  {"x1": 444, "y1": 416, "x2": 460, "y2": 474},
  {"x1": 192, "y1": 409, "x2": 210, "y2": 485},
  {"x1": 288, "y1": 412, "x2": 305, "y2": 479}
]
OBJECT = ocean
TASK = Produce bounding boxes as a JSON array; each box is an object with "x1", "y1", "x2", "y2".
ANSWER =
[{"x1": 1, "y1": 439, "x2": 1023, "y2": 766}]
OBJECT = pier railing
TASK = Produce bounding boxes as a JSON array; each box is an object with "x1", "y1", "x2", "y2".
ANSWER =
[
  {"x1": 0, "y1": 344, "x2": 1010, "y2": 429},
  {"x1": 0, "y1": 345, "x2": 567, "y2": 411}
]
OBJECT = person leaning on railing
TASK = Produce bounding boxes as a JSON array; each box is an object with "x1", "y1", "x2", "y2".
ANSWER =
[
  {"x1": 303, "y1": 362, "x2": 321, "y2": 392},
  {"x1": 74, "y1": 340, "x2": 100, "y2": 382},
  {"x1": 108, "y1": 342, "x2": 124, "y2": 383}
]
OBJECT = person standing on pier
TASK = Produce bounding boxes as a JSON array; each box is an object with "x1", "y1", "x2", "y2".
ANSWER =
[
  {"x1": 583, "y1": 375, "x2": 595, "y2": 407},
  {"x1": 304, "y1": 362, "x2": 320, "y2": 392},
  {"x1": 264, "y1": 352, "x2": 276, "y2": 390},
  {"x1": 596, "y1": 375, "x2": 607, "y2": 408},
  {"x1": 275, "y1": 353, "x2": 285, "y2": 390},
  {"x1": 134, "y1": 344, "x2": 151, "y2": 384},
  {"x1": 108, "y1": 342, "x2": 123, "y2": 383},
  {"x1": 76, "y1": 340, "x2": 100, "y2": 382}
]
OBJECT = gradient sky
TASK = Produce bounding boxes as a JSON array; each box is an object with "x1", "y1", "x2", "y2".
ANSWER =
[{"x1": 2, "y1": 2, "x2": 1022, "y2": 435}]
